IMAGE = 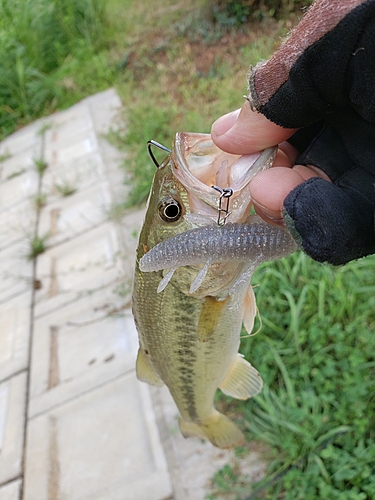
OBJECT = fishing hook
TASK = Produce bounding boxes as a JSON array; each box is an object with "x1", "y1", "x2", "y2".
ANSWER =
[
  {"x1": 147, "y1": 140, "x2": 171, "y2": 168},
  {"x1": 211, "y1": 185, "x2": 233, "y2": 226}
]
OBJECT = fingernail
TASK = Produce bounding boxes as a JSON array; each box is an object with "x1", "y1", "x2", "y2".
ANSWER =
[
  {"x1": 212, "y1": 109, "x2": 241, "y2": 136},
  {"x1": 253, "y1": 201, "x2": 283, "y2": 224}
]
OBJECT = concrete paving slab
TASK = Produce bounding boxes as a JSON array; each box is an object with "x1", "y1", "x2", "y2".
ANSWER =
[
  {"x1": 0, "y1": 372, "x2": 27, "y2": 484},
  {"x1": 44, "y1": 129, "x2": 99, "y2": 167},
  {"x1": 84, "y1": 88, "x2": 123, "y2": 136},
  {"x1": 43, "y1": 88, "x2": 121, "y2": 139},
  {"x1": 0, "y1": 121, "x2": 42, "y2": 158},
  {"x1": 44, "y1": 107, "x2": 94, "y2": 150},
  {"x1": 29, "y1": 292, "x2": 138, "y2": 417},
  {"x1": 34, "y1": 222, "x2": 122, "y2": 317},
  {"x1": 116, "y1": 208, "x2": 146, "y2": 281},
  {"x1": 42, "y1": 152, "x2": 105, "y2": 199},
  {"x1": 0, "y1": 200, "x2": 37, "y2": 251},
  {"x1": 38, "y1": 183, "x2": 112, "y2": 246},
  {"x1": 0, "y1": 480, "x2": 22, "y2": 500},
  {"x1": 0, "y1": 243, "x2": 33, "y2": 304},
  {"x1": 0, "y1": 169, "x2": 39, "y2": 213},
  {"x1": 0, "y1": 147, "x2": 40, "y2": 183},
  {"x1": 84, "y1": 89, "x2": 127, "y2": 203},
  {"x1": 0, "y1": 292, "x2": 31, "y2": 382},
  {"x1": 24, "y1": 373, "x2": 172, "y2": 500},
  {"x1": 96, "y1": 137, "x2": 128, "y2": 204}
]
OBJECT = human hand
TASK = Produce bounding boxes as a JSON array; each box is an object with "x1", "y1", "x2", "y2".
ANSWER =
[
  {"x1": 211, "y1": 102, "x2": 375, "y2": 265},
  {"x1": 211, "y1": 102, "x2": 329, "y2": 225},
  {"x1": 209, "y1": 0, "x2": 375, "y2": 266}
]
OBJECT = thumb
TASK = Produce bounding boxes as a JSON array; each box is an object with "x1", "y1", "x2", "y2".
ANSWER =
[{"x1": 211, "y1": 101, "x2": 297, "y2": 155}]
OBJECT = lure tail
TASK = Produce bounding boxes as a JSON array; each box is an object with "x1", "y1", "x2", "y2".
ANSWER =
[{"x1": 178, "y1": 411, "x2": 245, "y2": 449}]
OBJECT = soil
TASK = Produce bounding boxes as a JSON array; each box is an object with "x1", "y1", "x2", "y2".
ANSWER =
[{"x1": 125, "y1": 15, "x2": 299, "y2": 80}]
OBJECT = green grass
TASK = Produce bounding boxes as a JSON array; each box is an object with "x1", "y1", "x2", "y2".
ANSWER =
[
  {"x1": 211, "y1": 253, "x2": 375, "y2": 499},
  {"x1": 0, "y1": 0, "x2": 110, "y2": 137}
]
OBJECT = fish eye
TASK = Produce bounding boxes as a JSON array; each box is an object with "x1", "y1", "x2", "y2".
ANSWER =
[{"x1": 158, "y1": 197, "x2": 182, "y2": 222}]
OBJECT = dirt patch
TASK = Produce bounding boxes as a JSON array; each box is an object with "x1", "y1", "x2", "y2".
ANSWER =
[{"x1": 124, "y1": 16, "x2": 297, "y2": 81}]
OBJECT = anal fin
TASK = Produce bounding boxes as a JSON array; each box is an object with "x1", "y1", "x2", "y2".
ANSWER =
[
  {"x1": 219, "y1": 353, "x2": 263, "y2": 400},
  {"x1": 136, "y1": 348, "x2": 164, "y2": 387},
  {"x1": 179, "y1": 418, "x2": 207, "y2": 440}
]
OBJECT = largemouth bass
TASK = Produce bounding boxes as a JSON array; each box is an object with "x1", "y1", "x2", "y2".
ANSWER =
[{"x1": 132, "y1": 133, "x2": 296, "y2": 448}]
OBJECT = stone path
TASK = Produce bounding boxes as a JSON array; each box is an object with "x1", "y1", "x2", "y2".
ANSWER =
[{"x1": 0, "y1": 89, "x2": 265, "y2": 500}]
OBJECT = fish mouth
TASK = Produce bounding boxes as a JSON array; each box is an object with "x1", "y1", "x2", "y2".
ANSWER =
[{"x1": 171, "y1": 132, "x2": 276, "y2": 223}]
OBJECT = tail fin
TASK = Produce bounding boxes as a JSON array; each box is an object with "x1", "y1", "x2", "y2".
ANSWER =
[{"x1": 179, "y1": 411, "x2": 245, "y2": 449}]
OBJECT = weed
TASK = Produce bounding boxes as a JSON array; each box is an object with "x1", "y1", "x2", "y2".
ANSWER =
[
  {"x1": 28, "y1": 233, "x2": 49, "y2": 259},
  {"x1": 33, "y1": 157, "x2": 48, "y2": 176},
  {"x1": 212, "y1": 0, "x2": 313, "y2": 23},
  {"x1": 6, "y1": 168, "x2": 26, "y2": 180},
  {"x1": 0, "y1": 152, "x2": 11, "y2": 162},
  {"x1": 212, "y1": 464, "x2": 239, "y2": 494},
  {"x1": 207, "y1": 463, "x2": 255, "y2": 499},
  {"x1": 38, "y1": 122, "x2": 52, "y2": 136},
  {"x1": 212, "y1": 3, "x2": 251, "y2": 28},
  {"x1": 34, "y1": 193, "x2": 47, "y2": 210},
  {"x1": 54, "y1": 180, "x2": 77, "y2": 197}
]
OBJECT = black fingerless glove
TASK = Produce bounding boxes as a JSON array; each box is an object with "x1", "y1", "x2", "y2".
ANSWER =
[
  {"x1": 248, "y1": 0, "x2": 375, "y2": 265},
  {"x1": 283, "y1": 124, "x2": 375, "y2": 265}
]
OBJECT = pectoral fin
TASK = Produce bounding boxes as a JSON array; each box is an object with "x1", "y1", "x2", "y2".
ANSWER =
[
  {"x1": 219, "y1": 354, "x2": 263, "y2": 400},
  {"x1": 178, "y1": 418, "x2": 207, "y2": 440},
  {"x1": 243, "y1": 285, "x2": 256, "y2": 335},
  {"x1": 136, "y1": 348, "x2": 163, "y2": 387}
]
